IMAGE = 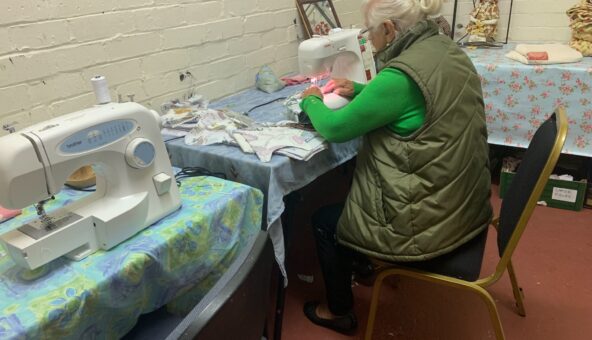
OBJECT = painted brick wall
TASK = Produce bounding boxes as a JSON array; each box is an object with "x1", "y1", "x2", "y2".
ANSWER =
[
  {"x1": 440, "y1": 0, "x2": 579, "y2": 42},
  {"x1": 0, "y1": 0, "x2": 306, "y2": 134},
  {"x1": 0, "y1": 0, "x2": 581, "y2": 134}
]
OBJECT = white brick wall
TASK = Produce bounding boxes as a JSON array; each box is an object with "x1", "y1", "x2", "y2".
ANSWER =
[
  {"x1": 0, "y1": 0, "x2": 301, "y2": 133},
  {"x1": 0, "y1": 0, "x2": 581, "y2": 134},
  {"x1": 441, "y1": 0, "x2": 580, "y2": 43}
]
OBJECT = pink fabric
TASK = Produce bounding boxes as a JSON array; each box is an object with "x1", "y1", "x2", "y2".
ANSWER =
[
  {"x1": 281, "y1": 75, "x2": 310, "y2": 86},
  {"x1": 527, "y1": 52, "x2": 549, "y2": 61},
  {"x1": 0, "y1": 206, "x2": 21, "y2": 222}
]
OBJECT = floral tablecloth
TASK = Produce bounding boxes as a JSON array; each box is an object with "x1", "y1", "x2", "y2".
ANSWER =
[
  {"x1": 0, "y1": 176, "x2": 263, "y2": 339},
  {"x1": 466, "y1": 46, "x2": 592, "y2": 156}
]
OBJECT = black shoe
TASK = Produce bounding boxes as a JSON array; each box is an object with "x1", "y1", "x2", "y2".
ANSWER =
[{"x1": 303, "y1": 301, "x2": 357, "y2": 334}]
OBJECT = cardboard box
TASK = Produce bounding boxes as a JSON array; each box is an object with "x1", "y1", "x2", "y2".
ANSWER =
[{"x1": 500, "y1": 169, "x2": 588, "y2": 211}]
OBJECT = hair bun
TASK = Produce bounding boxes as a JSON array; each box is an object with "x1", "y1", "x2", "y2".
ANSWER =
[{"x1": 418, "y1": 0, "x2": 443, "y2": 16}]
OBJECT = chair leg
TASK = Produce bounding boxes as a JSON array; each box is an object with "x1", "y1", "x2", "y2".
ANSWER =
[
  {"x1": 364, "y1": 269, "x2": 391, "y2": 340},
  {"x1": 476, "y1": 288, "x2": 506, "y2": 340},
  {"x1": 507, "y1": 260, "x2": 526, "y2": 317},
  {"x1": 364, "y1": 268, "x2": 506, "y2": 340}
]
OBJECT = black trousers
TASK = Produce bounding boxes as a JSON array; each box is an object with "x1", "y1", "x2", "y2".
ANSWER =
[
  {"x1": 311, "y1": 204, "x2": 355, "y2": 316},
  {"x1": 311, "y1": 204, "x2": 489, "y2": 316}
]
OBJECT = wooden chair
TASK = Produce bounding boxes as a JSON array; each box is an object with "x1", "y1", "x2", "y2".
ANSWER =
[{"x1": 364, "y1": 108, "x2": 568, "y2": 340}]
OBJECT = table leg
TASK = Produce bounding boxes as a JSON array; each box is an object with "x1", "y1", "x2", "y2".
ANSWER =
[{"x1": 273, "y1": 276, "x2": 287, "y2": 340}]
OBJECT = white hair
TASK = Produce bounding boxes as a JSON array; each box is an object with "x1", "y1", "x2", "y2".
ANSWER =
[{"x1": 362, "y1": 0, "x2": 443, "y2": 33}]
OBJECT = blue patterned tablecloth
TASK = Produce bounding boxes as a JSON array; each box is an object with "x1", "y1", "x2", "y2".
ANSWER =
[
  {"x1": 466, "y1": 46, "x2": 592, "y2": 156},
  {"x1": 0, "y1": 176, "x2": 263, "y2": 339}
]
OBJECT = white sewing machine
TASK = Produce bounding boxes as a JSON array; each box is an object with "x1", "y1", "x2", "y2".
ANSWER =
[
  {"x1": 0, "y1": 102, "x2": 182, "y2": 270},
  {"x1": 298, "y1": 28, "x2": 376, "y2": 109}
]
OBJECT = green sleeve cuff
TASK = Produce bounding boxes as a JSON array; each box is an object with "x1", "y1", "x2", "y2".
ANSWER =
[
  {"x1": 353, "y1": 82, "x2": 365, "y2": 96},
  {"x1": 299, "y1": 94, "x2": 323, "y2": 111}
]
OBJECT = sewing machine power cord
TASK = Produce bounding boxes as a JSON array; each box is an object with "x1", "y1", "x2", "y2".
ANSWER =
[
  {"x1": 245, "y1": 96, "x2": 287, "y2": 114},
  {"x1": 61, "y1": 166, "x2": 226, "y2": 192},
  {"x1": 163, "y1": 136, "x2": 185, "y2": 143},
  {"x1": 175, "y1": 167, "x2": 227, "y2": 187}
]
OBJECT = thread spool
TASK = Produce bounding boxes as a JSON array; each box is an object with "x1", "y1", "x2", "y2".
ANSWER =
[{"x1": 91, "y1": 75, "x2": 111, "y2": 104}]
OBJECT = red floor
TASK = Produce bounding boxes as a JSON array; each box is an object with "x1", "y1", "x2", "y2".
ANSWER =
[{"x1": 277, "y1": 168, "x2": 592, "y2": 340}]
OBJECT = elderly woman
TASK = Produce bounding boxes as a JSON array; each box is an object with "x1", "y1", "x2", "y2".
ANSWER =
[{"x1": 299, "y1": 0, "x2": 493, "y2": 334}]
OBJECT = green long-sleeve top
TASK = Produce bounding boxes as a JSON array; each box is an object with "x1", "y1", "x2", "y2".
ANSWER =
[{"x1": 299, "y1": 68, "x2": 426, "y2": 143}]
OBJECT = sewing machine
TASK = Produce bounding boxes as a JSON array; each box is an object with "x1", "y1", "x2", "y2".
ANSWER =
[
  {"x1": 298, "y1": 28, "x2": 376, "y2": 109},
  {"x1": 0, "y1": 102, "x2": 182, "y2": 270}
]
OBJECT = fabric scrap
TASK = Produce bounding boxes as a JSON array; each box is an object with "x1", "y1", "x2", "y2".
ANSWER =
[
  {"x1": 527, "y1": 52, "x2": 549, "y2": 61},
  {"x1": 0, "y1": 206, "x2": 21, "y2": 223},
  {"x1": 281, "y1": 75, "x2": 310, "y2": 86},
  {"x1": 232, "y1": 127, "x2": 327, "y2": 162},
  {"x1": 184, "y1": 109, "x2": 254, "y2": 146}
]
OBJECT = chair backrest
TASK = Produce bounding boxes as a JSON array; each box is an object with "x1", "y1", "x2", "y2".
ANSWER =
[{"x1": 495, "y1": 108, "x2": 568, "y2": 272}]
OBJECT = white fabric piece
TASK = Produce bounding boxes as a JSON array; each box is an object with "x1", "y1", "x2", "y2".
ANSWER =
[
  {"x1": 231, "y1": 132, "x2": 255, "y2": 153},
  {"x1": 183, "y1": 109, "x2": 255, "y2": 146},
  {"x1": 275, "y1": 145, "x2": 326, "y2": 161},
  {"x1": 283, "y1": 94, "x2": 303, "y2": 122},
  {"x1": 506, "y1": 44, "x2": 584, "y2": 65},
  {"x1": 268, "y1": 219, "x2": 288, "y2": 286},
  {"x1": 232, "y1": 127, "x2": 328, "y2": 162},
  {"x1": 549, "y1": 174, "x2": 575, "y2": 181},
  {"x1": 558, "y1": 174, "x2": 575, "y2": 181},
  {"x1": 160, "y1": 109, "x2": 198, "y2": 128},
  {"x1": 170, "y1": 107, "x2": 328, "y2": 162}
]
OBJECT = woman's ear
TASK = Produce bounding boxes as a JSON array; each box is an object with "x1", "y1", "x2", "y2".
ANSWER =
[{"x1": 383, "y1": 20, "x2": 397, "y2": 43}]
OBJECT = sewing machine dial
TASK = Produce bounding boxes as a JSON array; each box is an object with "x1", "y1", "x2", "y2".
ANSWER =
[{"x1": 125, "y1": 138, "x2": 156, "y2": 169}]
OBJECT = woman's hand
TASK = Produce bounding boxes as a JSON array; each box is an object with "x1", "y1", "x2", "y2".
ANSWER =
[
  {"x1": 322, "y1": 78, "x2": 354, "y2": 97},
  {"x1": 302, "y1": 86, "x2": 323, "y2": 100}
]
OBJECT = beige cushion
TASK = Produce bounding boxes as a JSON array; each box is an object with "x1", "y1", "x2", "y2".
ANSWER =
[{"x1": 505, "y1": 44, "x2": 584, "y2": 65}]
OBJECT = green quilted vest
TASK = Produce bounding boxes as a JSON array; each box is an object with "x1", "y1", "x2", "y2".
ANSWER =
[{"x1": 336, "y1": 21, "x2": 493, "y2": 262}]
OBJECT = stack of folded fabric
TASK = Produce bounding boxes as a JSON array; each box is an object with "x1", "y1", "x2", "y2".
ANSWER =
[
  {"x1": 505, "y1": 44, "x2": 584, "y2": 65},
  {"x1": 567, "y1": 0, "x2": 592, "y2": 56}
]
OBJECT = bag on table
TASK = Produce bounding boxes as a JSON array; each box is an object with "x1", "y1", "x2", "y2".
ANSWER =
[{"x1": 255, "y1": 65, "x2": 285, "y2": 94}]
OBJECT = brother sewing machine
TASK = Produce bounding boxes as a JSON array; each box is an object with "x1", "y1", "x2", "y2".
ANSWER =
[
  {"x1": 298, "y1": 28, "x2": 376, "y2": 109},
  {"x1": 0, "y1": 102, "x2": 181, "y2": 270}
]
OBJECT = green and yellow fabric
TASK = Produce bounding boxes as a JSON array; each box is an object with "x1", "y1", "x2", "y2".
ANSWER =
[{"x1": 0, "y1": 176, "x2": 263, "y2": 339}]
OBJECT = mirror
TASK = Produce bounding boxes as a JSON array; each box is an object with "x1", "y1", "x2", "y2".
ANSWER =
[{"x1": 296, "y1": 0, "x2": 342, "y2": 39}]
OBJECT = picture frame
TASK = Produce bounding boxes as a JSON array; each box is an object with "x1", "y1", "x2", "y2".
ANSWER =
[{"x1": 295, "y1": 0, "x2": 342, "y2": 39}]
